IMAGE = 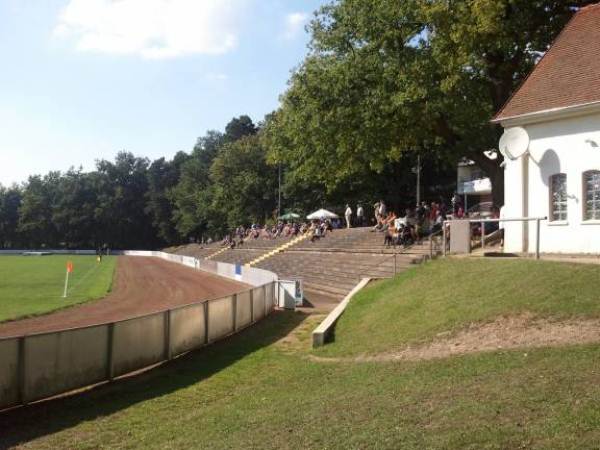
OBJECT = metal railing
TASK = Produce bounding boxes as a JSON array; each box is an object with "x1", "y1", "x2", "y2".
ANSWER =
[{"x1": 443, "y1": 217, "x2": 548, "y2": 260}]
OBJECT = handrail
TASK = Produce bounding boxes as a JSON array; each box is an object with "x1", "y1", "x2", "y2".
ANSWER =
[{"x1": 442, "y1": 217, "x2": 548, "y2": 259}]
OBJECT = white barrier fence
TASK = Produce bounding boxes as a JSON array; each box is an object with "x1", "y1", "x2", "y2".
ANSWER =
[{"x1": 0, "y1": 252, "x2": 278, "y2": 410}]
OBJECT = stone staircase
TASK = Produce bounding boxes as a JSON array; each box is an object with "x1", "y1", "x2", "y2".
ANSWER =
[
  {"x1": 171, "y1": 228, "x2": 439, "y2": 311},
  {"x1": 246, "y1": 234, "x2": 310, "y2": 266}
]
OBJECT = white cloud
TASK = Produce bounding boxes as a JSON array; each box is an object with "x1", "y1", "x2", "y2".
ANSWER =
[
  {"x1": 54, "y1": 0, "x2": 243, "y2": 59},
  {"x1": 283, "y1": 12, "x2": 308, "y2": 40}
]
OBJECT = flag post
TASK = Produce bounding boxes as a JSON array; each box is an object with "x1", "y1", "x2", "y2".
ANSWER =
[{"x1": 63, "y1": 261, "x2": 73, "y2": 298}]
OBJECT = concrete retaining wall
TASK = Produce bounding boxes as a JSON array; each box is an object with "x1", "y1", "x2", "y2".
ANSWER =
[
  {"x1": 0, "y1": 338, "x2": 19, "y2": 408},
  {"x1": 112, "y1": 313, "x2": 166, "y2": 378},
  {"x1": 123, "y1": 251, "x2": 277, "y2": 287},
  {"x1": 24, "y1": 325, "x2": 109, "y2": 402},
  {"x1": 0, "y1": 252, "x2": 278, "y2": 410},
  {"x1": 169, "y1": 303, "x2": 206, "y2": 356},
  {"x1": 312, "y1": 278, "x2": 371, "y2": 348},
  {"x1": 208, "y1": 296, "x2": 235, "y2": 342},
  {"x1": 236, "y1": 291, "x2": 252, "y2": 330}
]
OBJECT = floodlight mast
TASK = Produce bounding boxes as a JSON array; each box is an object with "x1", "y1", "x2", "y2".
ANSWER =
[
  {"x1": 416, "y1": 154, "x2": 421, "y2": 207},
  {"x1": 278, "y1": 163, "x2": 282, "y2": 218}
]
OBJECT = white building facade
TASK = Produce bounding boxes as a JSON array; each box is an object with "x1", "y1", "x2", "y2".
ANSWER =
[
  {"x1": 493, "y1": 4, "x2": 600, "y2": 255},
  {"x1": 500, "y1": 110, "x2": 600, "y2": 254}
]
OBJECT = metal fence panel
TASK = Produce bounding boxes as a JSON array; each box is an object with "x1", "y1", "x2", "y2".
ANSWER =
[
  {"x1": 197, "y1": 259, "x2": 218, "y2": 275},
  {"x1": 0, "y1": 338, "x2": 20, "y2": 409},
  {"x1": 216, "y1": 262, "x2": 236, "y2": 280},
  {"x1": 208, "y1": 296, "x2": 234, "y2": 342},
  {"x1": 169, "y1": 303, "x2": 206, "y2": 356},
  {"x1": 265, "y1": 282, "x2": 275, "y2": 312},
  {"x1": 112, "y1": 313, "x2": 165, "y2": 377},
  {"x1": 252, "y1": 287, "x2": 266, "y2": 321},
  {"x1": 236, "y1": 291, "x2": 252, "y2": 329},
  {"x1": 24, "y1": 325, "x2": 109, "y2": 403}
]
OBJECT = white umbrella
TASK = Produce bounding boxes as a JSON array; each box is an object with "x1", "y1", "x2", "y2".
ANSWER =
[{"x1": 307, "y1": 208, "x2": 339, "y2": 220}]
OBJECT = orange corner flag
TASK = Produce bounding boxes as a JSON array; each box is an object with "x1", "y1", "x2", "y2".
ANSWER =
[{"x1": 66, "y1": 261, "x2": 74, "y2": 273}]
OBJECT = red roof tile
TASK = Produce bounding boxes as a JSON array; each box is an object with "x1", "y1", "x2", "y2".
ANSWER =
[{"x1": 494, "y1": 4, "x2": 600, "y2": 121}]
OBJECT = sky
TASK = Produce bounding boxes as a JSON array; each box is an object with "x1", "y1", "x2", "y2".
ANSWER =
[{"x1": 0, "y1": 0, "x2": 325, "y2": 186}]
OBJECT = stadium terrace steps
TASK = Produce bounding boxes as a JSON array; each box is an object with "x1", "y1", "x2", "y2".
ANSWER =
[
  {"x1": 208, "y1": 249, "x2": 264, "y2": 265},
  {"x1": 205, "y1": 247, "x2": 230, "y2": 260},
  {"x1": 172, "y1": 227, "x2": 438, "y2": 308},
  {"x1": 252, "y1": 246, "x2": 428, "y2": 300},
  {"x1": 246, "y1": 234, "x2": 310, "y2": 266},
  {"x1": 171, "y1": 243, "x2": 221, "y2": 259}
]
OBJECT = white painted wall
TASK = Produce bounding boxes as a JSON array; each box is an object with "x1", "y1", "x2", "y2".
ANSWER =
[{"x1": 503, "y1": 112, "x2": 600, "y2": 254}]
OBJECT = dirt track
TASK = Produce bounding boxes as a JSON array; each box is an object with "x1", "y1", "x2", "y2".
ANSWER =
[{"x1": 0, "y1": 256, "x2": 249, "y2": 337}]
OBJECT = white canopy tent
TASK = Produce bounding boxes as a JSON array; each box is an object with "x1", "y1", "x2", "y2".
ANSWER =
[{"x1": 307, "y1": 209, "x2": 339, "y2": 220}]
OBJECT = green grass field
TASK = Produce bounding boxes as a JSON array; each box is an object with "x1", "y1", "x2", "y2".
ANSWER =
[
  {"x1": 1, "y1": 259, "x2": 599, "y2": 449},
  {"x1": 0, "y1": 255, "x2": 116, "y2": 323},
  {"x1": 318, "y1": 258, "x2": 600, "y2": 357}
]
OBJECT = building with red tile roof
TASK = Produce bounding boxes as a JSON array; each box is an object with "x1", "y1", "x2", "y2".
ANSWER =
[{"x1": 493, "y1": 4, "x2": 600, "y2": 254}]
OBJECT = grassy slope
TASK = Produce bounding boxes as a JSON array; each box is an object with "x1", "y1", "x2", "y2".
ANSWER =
[
  {"x1": 0, "y1": 255, "x2": 116, "y2": 322},
  {"x1": 318, "y1": 258, "x2": 600, "y2": 357},
  {"x1": 1, "y1": 259, "x2": 599, "y2": 449}
]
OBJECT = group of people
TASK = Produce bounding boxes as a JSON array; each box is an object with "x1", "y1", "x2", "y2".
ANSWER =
[
  {"x1": 213, "y1": 195, "x2": 502, "y2": 251},
  {"x1": 219, "y1": 219, "x2": 340, "y2": 248},
  {"x1": 370, "y1": 202, "x2": 448, "y2": 248}
]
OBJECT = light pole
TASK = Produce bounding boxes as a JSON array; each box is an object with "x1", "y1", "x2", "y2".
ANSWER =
[
  {"x1": 412, "y1": 154, "x2": 421, "y2": 207},
  {"x1": 278, "y1": 162, "x2": 282, "y2": 218}
]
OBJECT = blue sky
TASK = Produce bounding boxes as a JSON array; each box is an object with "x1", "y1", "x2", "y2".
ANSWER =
[{"x1": 0, "y1": 0, "x2": 325, "y2": 186}]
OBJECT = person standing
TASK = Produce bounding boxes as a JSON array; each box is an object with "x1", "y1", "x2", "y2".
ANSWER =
[
  {"x1": 345, "y1": 204, "x2": 353, "y2": 229},
  {"x1": 356, "y1": 204, "x2": 364, "y2": 227},
  {"x1": 378, "y1": 200, "x2": 387, "y2": 218}
]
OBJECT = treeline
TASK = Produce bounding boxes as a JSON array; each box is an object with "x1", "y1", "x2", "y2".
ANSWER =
[
  {"x1": 0, "y1": 116, "x2": 267, "y2": 249},
  {"x1": 0, "y1": 114, "x2": 454, "y2": 249},
  {"x1": 3, "y1": 0, "x2": 584, "y2": 249}
]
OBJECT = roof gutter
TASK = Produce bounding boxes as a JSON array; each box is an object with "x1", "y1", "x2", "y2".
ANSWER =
[{"x1": 492, "y1": 100, "x2": 600, "y2": 128}]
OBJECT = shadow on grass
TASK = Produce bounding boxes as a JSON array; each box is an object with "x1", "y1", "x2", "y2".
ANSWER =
[{"x1": 0, "y1": 310, "x2": 308, "y2": 449}]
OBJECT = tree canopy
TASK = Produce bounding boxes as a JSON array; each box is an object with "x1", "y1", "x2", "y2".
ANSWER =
[
  {"x1": 1, "y1": 1, "x2": 591, "y2": 249},
  {"x1": 264, "y1": 0, "x2": 593, "y2": 206}
]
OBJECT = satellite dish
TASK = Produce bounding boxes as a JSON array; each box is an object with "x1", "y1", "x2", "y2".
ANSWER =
[{"x1": 499, "y1": 127, "x2": 529, "y2": 160}]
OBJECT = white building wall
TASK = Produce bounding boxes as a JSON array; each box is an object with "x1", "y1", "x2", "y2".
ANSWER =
[
  {"x1": 503, "y1": 112, "x2": 600, "y2": 254},
  {"x1": 503, "y1": 155, "x2": 526, "y2": 252}
]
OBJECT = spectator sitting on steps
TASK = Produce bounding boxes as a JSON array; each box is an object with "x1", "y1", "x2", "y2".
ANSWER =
[{"x1": 310, "y1": 220, "x2": 323, "y2": 242}]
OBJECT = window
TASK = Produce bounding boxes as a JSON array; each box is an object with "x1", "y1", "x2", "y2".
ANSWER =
[
  {"x1": 583, "y1": 170, "x2": 600, "y2": 221},
  {"x1": 550, "y1": 174, "x2": 568, "y2": 222}
]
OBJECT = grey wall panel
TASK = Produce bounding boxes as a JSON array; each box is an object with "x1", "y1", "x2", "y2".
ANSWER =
[
  {"x1": 0, "y1": 338, "x2": 19, "y2": 409},
  {"x1": 24, "y1": 325, "x2": 109, "y2": 402},
  {"x1": 236, "y1": 291, "x2": 252, "y2": 329},
  {"x1": 265, "y1": 282, "x2": 275, "y2": 312},
  {"x1": 449, "y1": 220, "x2": 471, "y2": 254},
  {"x1": 198, "y1": 259, "x2": 218, "y2": 274},
  {"x1": 216, "y1": 263, "x2": 235, "y2": 280},
  {"x1": 112, "y1": 313, "x2": 165, "y2": 377},
  {"x1": 252, "y1": 287, "x2": 266, "y2": 321},
  {"x1": 208, "y1": 296, "x2": 234, "y2": 342},
  {"x1": 170, "y1": 303, "x2": 206, "y2": 356}
]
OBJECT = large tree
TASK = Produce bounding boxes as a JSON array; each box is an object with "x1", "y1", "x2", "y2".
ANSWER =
[
  {"x1": 146, "y1": 152, "x2": 189, "y2": 245},
  {"x1": 171, "y1": 116, "x2": 262, "y2": 239},
  {"x1": 266, "y1": 0, "x2": 593, "y2": 207},
  {"x1": 18, "y1": 173, "x2": 60, "y2": 247},
  {"x1": 210, "y1": 134, "x2": 278, "y2": 230},
  {"x1": 95, "y1": 152, "x2": 155, "y2": 249},
  {"x1": 0, "y1": 185, "x2": 22, "y2": 248}
]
